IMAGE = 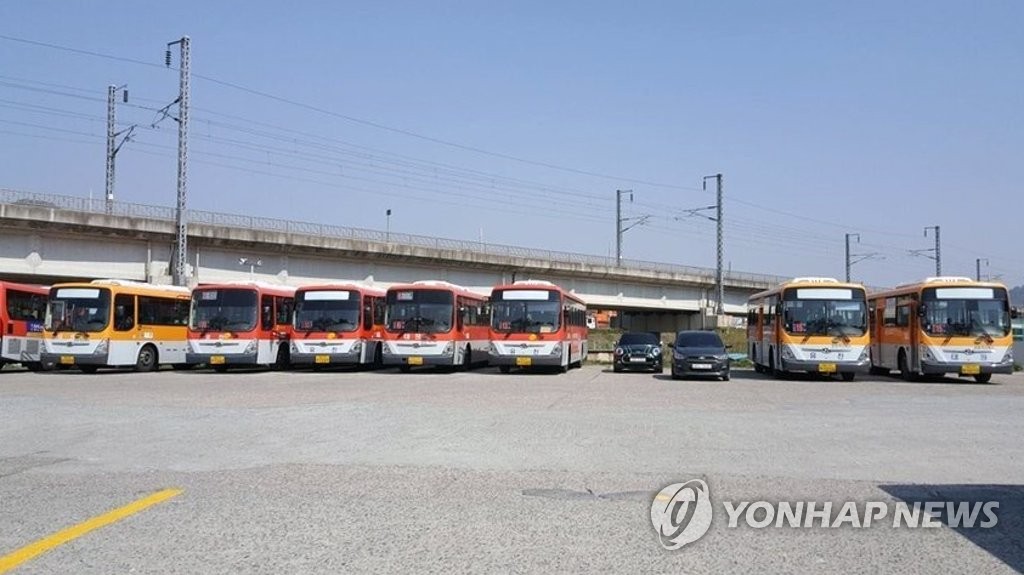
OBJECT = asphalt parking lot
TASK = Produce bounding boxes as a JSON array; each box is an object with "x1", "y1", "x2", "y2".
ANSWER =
[{"x1": 1, "y1": 365, "x2": 1022, "y2": 574}]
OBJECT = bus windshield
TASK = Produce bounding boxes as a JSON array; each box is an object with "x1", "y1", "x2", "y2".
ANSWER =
[
  {"x1": 385, "y1": 289, "x2": 453, "y2": 334},
  {"x1": 921, "y1": 290, "x2": 1010, "y2": 338},
  {"x1": 190, "y1": 288, "x2": 258, "y2": 332},
  {"x1": 295, "y1": 290, "x2": 360, "y2": 333},
  {"x1": 491, "y1": 289, "x2": 561, "y2": 333},
  {"x1": 783, "y1": 289, "x2": 867, "y2": 337},
  {"x1": 45, "y1": 287, "x2": 111, "y2": 333}
]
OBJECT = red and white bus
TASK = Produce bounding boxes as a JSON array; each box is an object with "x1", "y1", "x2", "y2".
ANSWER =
[
  {"x1": 869, "y1": 277, "x2": 1015, "y2": 383},
  {"x1": 290, "y1": 284, "x2": 386, "y2": 368},
  {"x1": 187, "y1": 282, "x2": 295, "y2": 371},
  {"x1": 0, "y1": 281, "x2": 50, "y2": 371},
  {"x1": 488, "y1": 280, "x2": 589, "y2": 373},
  {"x1": 381, "y1": 281, "x2": 490, "y2": 371}
]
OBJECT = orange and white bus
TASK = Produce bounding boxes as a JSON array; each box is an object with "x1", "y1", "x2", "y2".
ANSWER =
[
  {"x1": 381, "y1": 281, "x2": 489, "y2": 371},
  {"x1": 488, "y1": 280, "x2": 589, "y2": 373},
  {"x1": 0, "y1": 281, "x2": 50, "y2": 371},
  {"x1": 42, "y1": 280, "x2": 191, "y2": 373},
  {"x1": 747, "y1": 277, "x2": 870, "y2": 381},
  {"x1": 290, "y1": 284, "x2": 386, "y2": 368},
  {"x1": 187, "y1": 282, "x2": 295, "y2": 371},
  {"x1": 868, "y1": 277, "x2": 1015, "y2": 383}
]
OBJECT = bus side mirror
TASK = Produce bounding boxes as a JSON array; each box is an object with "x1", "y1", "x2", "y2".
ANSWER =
[{"x1": 917, "y1": 305, "x2": 927, "y2": 318}]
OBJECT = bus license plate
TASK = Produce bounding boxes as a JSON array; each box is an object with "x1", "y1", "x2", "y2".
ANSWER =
[
  {"x1": 408, "y1": 356, "x2": 423, "y2": 366},
  {"x1": 516, "y1": 357, "x2": 532, "y2": 367},
  {"x1": 819, "y1": 363, "x2": 837, "y2": 373},
  {"x1": 315, "y1": 355, "x2": 330, "y2": 364},
  {"x1": 60, "y1": 356, "x2": 75, "y2": 365},
  {"x1": 210, "y1": 355, "x2": 226, "y2": 365},
  {"x1": 961, "y1": 364, "x2": 981, "y2": 375}
]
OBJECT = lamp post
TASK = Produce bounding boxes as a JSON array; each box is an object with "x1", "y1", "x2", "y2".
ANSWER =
[
  {"x1": 386, "y1": 208, "x2": 392, "y2": 242},
  {"x1": 238, "y1": 257, "x2": 262, "y2": 280}
]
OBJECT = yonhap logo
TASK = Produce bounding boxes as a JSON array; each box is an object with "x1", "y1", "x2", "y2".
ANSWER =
[{"x1": 650, "y1": 479, "x2": 713, "y2": 550}]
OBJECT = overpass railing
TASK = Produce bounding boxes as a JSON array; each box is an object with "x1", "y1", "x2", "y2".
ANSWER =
[{"x1": 1, "y1": 188, "x2": 789, "y2": 287}]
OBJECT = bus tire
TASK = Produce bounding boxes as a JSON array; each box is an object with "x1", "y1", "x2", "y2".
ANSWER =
[
  {"x1": 768, "y1": 350, "x2": 780, "y2": 379},
  {"x1": 974, "y1": 373, "x2": 992, "y2": 384},
  {"x1": 499, "y1": 365, "x2": 511, "y2": 374},
  {"x1": 898, "y1": 349, "x2": 917, "y2": 382},
  {"x1": 372, "y1": 344, "x2": 384, "y2": 369},
  {"x1": 272, "y1": 345, "x2": 290, "y2": 371},
  {"x1": 80, "y1": 365, "x2": 99, "y2": 374},
  {"x1": 135, "y1": 344, "x2": 158, "y2": 372}
]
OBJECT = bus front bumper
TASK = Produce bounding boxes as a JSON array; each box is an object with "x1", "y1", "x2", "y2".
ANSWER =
[
  {"x1": 780, "y1": 358, "x2": 871, "y2": 374},
  {"x1": 41, "y1": 352, "x2": 109, "y2": 367},
  {"x1": 383, "y1": 355, "x2": 455, "y2": 367},
  {"x1": 920, "y1": 360, "x2": 1014, "y2": 376},
  {"x1": 291, "y1": 351, "x2": 362, "y2": 366},
  {"x1": 186, "y1": 352, "x2": 258, "y2": 367},
  {"x1": 488, "y1": 353, "x2": 563, "y2": 367}
]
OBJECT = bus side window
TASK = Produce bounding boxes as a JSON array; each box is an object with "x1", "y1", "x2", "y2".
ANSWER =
[
  {"x1": 275, "y1": 297, "x2": 292, "y2": 326},
  {"x1": 373, "y1": 297, "x2": 385, "y2": 327},
  {"x1": 114, "y1": 294, "x2": 135, "y2": 331},
  {"x1": 261, "y1": 296, "x2": 274, "y2": 330},
  {"x1": 362, "y1": 296, "x2": 373, "y2": 331}
]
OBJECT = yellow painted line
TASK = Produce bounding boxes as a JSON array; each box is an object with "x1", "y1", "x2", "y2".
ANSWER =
[{"x1": 0, "y1": 488, "x2": 182, "y2": 574}]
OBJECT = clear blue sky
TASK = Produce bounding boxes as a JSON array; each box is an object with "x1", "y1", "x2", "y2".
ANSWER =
[{"x1": 1, "y1": 1, "x2": 1021, "y2": 289}]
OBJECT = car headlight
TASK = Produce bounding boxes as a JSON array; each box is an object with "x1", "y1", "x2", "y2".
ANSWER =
[
  {"x1": 614, "y1": 347, "x2": 624, "y2": 356},
  {"x1": 651, "y1": 347, "x2": 662, "y2": 356}
]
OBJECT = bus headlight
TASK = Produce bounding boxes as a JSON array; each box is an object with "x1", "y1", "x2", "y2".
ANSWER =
[
  {"x1": 94, "y1": 339, "x2": 109, "y2": 355},
  {"x1": 442, "y1": 342, "x2": 453, "y2": 356},
  {"x1": 781, "y1": 346, "x2": 795, "y2": 360},
  {"x1": 1002, "y1": 349, "x2": 1013, "y2": 364},
  {"x1": 858, "y1": 349, "x2": 869, "y2": 361},
  {"x1": 290, "y1": 342, "x2": 298, "y2": 353},
  {"x1": 350, "y1": 341, "x2": 362, "y2": 354},
  {"x1": 243, "y1": 340, "x2": 257, "y2": 355},
  {"x1": 549, "y1": 344, "x2": 562, "y2": 356}
]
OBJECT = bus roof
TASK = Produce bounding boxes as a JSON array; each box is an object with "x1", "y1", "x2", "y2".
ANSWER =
[
  {"x1": 870, "y1": 277, "x2": 1009, "y2": 299},
  {"x1": 748, "y1": 277, "x2": 866, "y2": 301},
  {"x1": 490, "y1": 281, "x2": 585, "y2": 305},
  {"x1": 193, "y1": 281, "x2": 297, "y2": 295},
  {"x1": 386, "y1": 280, "x2": 487, "y2": 299},
  {"x1": 50, "y1": 280, "x2": 191, "y2": 298},
  {"x1": 296, "y1": 283, "x2": 386, "y2": 297},
  {"x1": 0, "y1": 280, "x2": 50, "y2": 294}
]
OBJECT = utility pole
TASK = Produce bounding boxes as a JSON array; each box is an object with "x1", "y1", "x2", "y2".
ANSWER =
[
  {"x1": 844, "y1": 233, "x2": 881, "y2": 282},
  {"x1": 105, "y1": 85, "x2": 133, "y2": 214},
  {"x1": 615, "y1": 190, "x2": 649, "y2": 265},
  {"x1": 703, "y1": 174, "x2": 723, "y2": 318},
  {"x1": 167, "y1": 36, "x2": 191, "y2": 287},
  {"x1": 976, "y1": 258, "x2": 988, "y2": 281},
  {"x1": 924, "y1": 225, "x2": 941, "y2": 276}
]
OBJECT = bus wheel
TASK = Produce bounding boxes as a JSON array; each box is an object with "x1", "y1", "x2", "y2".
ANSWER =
[
  {"x1": 272, "y1": 345, "x2": 290, "y2": 371},
  {"x1": 841, "y1": 372, "x2": 856, "y2": 382},
  {"x1": 135, "y1": 345, "x2": 158, "y2": 372},
  {"x1": 499, "y1": 365, "x2": 511, "y2": 374},
  {"x1": 462, "y1": 346, "x2": 472, "y2": 371},
  {"x1": 372, "y1": 344, "x2": 384, "y2": 369},
  {"x1": 898, "y1": 350, "x2": 917, "y2": 382},
  {"x1": 974, "y1": 373, "x2": 992, "y2": 384},
  {"x1": 80, "y1": 365, "x2": 99, "y2": 374},
  {"x1": 768, "y1": 353, "x2": 780, "y2": 379}
]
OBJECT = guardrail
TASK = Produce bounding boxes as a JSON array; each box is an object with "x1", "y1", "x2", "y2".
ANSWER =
[{"x1": 1, "y1": 188, "x2": 789, "y2": 287}]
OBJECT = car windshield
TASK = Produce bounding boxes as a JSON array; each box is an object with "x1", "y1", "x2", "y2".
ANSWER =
[
  {"x1": 618, "y1": 332, "x2": 659, "y2": 346},
  {"x1": 675, "y1": 332, "x2": 723, "y2": 348},
  {"x1": 190, "y1": 288, "x2": 258, "y2": 332},
  {"x1": 294, "y1": 290, "x2": 360, "y2": 332},
  {"x1": 45, "y1": 287, "x2": 111, "y2": 333}
]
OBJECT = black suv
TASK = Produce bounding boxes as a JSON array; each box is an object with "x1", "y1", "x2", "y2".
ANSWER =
[
  {"x1": 613, "y1": 332, "x2": 664, "y2": 373},
  {"x1": 670, "y1": 330, "x2": 731, "y2": 381}
]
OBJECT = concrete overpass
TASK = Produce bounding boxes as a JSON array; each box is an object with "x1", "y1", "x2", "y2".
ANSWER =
[{"x1": 0, "y1": 188, "x2": 788, "y2": 332}]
